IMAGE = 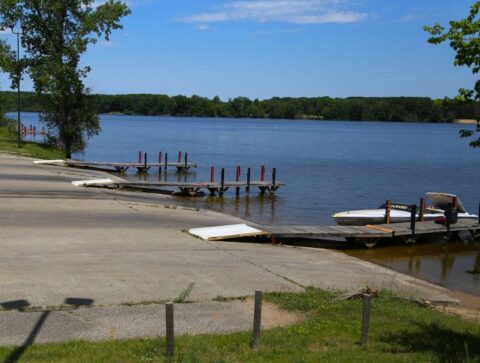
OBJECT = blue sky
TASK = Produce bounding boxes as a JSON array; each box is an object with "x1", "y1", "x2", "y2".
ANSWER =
[{"x1": 0, "y1": 0, "x2": 478, "y2": 99}]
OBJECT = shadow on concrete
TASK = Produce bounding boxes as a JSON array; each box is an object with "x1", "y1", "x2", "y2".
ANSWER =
[{"x1": 2, "y1": 297, "x2": 94, "y2": 363}]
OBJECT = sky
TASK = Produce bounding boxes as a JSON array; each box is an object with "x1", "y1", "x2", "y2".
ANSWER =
[{"x1": 0, "y1": 0, "x2": 478, "y2": 100}]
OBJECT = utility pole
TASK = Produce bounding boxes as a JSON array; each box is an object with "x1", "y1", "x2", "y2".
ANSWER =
[{"x1": 11, "y1": 26, "x2": 22, "y2": 147}]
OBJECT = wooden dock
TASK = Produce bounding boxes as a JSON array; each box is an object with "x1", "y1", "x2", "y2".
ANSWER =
[
  {"x1": 65, "y1": 160, "x2": 197, "y2": 173},
  {"x1": 87, "y1": 180, "x2": 284, "y2": 196},
  {"x1": 264, "y1": 219, "x2": 480, "y2": 247}
]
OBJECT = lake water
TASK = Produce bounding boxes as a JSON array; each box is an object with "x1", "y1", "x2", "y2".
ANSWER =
[{"x1": 9, "y1": 112, "x2": 480, "y2": 296}]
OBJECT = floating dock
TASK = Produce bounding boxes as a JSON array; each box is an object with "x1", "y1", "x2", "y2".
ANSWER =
[
  {"x1": 73, "y1": 179, "x2": 284, "y2": 196},
  {"x1": 264, "y1": 219, "x2": 480, "y2": 247},
  {"x1": 190, "y1": 219, "x2": 480, "y2": 247},
  {"x1": 64, "y1": 160, "x2": 197, "y2": 173}
]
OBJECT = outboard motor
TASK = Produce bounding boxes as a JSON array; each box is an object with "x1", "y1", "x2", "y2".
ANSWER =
[{"x1": 444, "y1": 205, "x2": 458, "y2": 225}]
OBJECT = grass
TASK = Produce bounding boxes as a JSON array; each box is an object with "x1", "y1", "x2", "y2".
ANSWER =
[
  {"x1": 0, "y1": 288, "x2": 479, "y2": 362},
  {"x1": 0, "y1": 125, "x2": 64, "y2": 160}
]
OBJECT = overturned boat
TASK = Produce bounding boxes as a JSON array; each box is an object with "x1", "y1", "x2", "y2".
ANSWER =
[{"x1": 333, "y1": 193, "x2": 478, "y2": 226}]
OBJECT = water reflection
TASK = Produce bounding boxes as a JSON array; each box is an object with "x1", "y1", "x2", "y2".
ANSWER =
[{"x1": 347, "y1": 241, "x2": 480, "y2": 296}]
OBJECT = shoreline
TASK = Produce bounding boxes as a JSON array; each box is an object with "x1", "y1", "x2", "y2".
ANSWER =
[{"x1": 0, "y1": 152, "x2": 479, "y2": 325}]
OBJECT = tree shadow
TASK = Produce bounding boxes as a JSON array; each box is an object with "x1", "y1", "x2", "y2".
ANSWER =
[
  {"x1": 2, "y1": 297, "x2": 94, "y2": 363},
  {"x1": 380, "y1": 321, "x2": 480, "y2": 362}
]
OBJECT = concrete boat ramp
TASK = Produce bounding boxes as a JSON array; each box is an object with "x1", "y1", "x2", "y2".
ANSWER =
[{"x1": 0, "y1": 154, "x2": 472, "y2": 345}]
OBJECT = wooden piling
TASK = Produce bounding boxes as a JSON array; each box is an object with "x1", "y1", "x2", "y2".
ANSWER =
[
  {"x1": 236, "y1": 166, "x2": 241, "y2": 197},
  {"x1": 251, "y1": 290, "x2": 263, "y2": 351},
  {"x1": 165, "y1": 302, "x2": 174, "y2": 359},
  {"x1": 184, "y1": 153, "x2": 188, "y2": 168},
  {"x1": 178, "y1": 151, "x2": 182, "y2": 163},
  {"x1": 246, "y1": 168, "x2": 251, "y2": 192},
  {"x1": 272, "y1": 168, "x2": 277, "y2": 189},
  {"x1": 478, "y1": 202, "x2": 480, "y2": 225},
  {"x1": 144, "y1": 153, "x2": 147, "y2": 171},
  {"x1": 385, "y1": 200, "x2": 391, "y2": 224},
  {"x1": 159, "y1": 152, "x2": 163, "y2": 173},
  {"x1": 138, "y1": 151, "x2": 142, "y2": 164},
  {"x1": 260, "y1": 165, "x2": 265, "y2": 182},
  {"x1": 165, "y1": 153, "x2": 168, "y2": 170},
  {"x1": 445, "y1": 202, "x2": 453, "y2": 240},
  {"x1": 220, "y1": 168, "x2": 225, "y2": 196},
  {"x1": 211, "y1": 166, "x2": 215, "y2": 183},
  {"x1": 361, "y1": 294, "x2": 371, "y2": 348},
  {"x1": 419, "y1": 197, "x2": 425, "y2": 222}
]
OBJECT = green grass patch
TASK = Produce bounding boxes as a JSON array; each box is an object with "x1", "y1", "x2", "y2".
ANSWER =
[
  {"x1": 0, "y1": 288, "x2": 479, "y2": 362},
  {"x1": 0, "y1": 125, "x2": 64, "y2": 160}
]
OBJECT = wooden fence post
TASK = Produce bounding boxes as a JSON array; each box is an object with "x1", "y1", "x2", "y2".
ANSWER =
[
  {"x1": 251, "y1": 290, "x2": 263, "y2": 351},
  {"x1": 361, "y1": 294, "x2": 371, "y2": 348},
  {"x1": 166, "y1": 302, "x2": 174, "y2": 359}
]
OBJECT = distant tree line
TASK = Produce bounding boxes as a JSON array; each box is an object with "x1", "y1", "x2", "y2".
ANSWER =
[{"x1": 1, "y1": 91, "x2": 477, "y2": 122}]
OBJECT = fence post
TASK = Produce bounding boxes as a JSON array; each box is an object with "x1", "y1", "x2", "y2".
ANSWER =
[
  {"x1": 384, "y1": 200, "x2": 391, "y2": 224},
  {"x1": 166, "y1": 302, "x2": 174, "y2": 359},
  {"x1": 361, "y1": 294, "x2": 371, "y2": 348},
  {"x1": 251, "y1": 290, "x2": 263, "y2": 351}
]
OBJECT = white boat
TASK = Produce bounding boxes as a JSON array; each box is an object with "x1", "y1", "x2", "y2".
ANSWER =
[{"x1": 333, "y1": 193, "x2": 478, "y2": 226}]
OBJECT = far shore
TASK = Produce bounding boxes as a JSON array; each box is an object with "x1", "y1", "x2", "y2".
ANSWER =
[{"x1": 455, "y1": 119, "x2": 480, "y2": 124}]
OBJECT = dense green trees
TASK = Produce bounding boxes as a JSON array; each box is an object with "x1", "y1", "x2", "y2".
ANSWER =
[
  {"x1": 424, "y1": 1, "x2": 480, "y2": 147},
  {"x1": 0, "y1": 91, "x2": 471, "y2": 122},
  {"x1": 0, "y1": 0, "x2": 130, "y2": 157}
]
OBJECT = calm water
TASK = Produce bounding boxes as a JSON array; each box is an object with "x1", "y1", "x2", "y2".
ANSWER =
[{"x1": 10, "y1": 112, "x2": 480, "y2": 295}]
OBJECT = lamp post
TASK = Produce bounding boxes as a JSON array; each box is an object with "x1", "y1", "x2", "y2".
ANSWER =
[{"x1": 11, "y1": 26, "x2": 22, "y2": 147}]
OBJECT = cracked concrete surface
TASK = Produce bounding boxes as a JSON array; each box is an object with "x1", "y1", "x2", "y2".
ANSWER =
[{"x1": 0, "y1": 153, "x2": 459, "y2": 345}]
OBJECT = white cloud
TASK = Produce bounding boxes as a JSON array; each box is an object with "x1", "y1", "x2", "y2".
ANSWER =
[{"x1": 179, "y1": 0, "x2": 367, "y2": 25}]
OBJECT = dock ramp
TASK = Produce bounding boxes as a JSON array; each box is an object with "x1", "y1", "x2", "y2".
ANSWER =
[{"x1": 188, "y1": 224, "x2": 267, "y2": 241}]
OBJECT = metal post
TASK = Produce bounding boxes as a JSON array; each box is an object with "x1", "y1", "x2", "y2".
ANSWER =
[
  {"x1": 14, "y1": 29, "x2": 21, "y2": 148},
  {"x1": 251, "y1": 290, "x2": 263, "y2": 351},
  {"x1": 410, "y1": 204, "x2": 417, "y2": 236},
  {"x1": 165, "y1": 302, "x2": 174, "y2": 359},
  {"x1": 246, "y1": 168, "x2": 251, "y2": 192},
  {"x1": 361, "y1": 294, "x2": 371, "y2": 348}
]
